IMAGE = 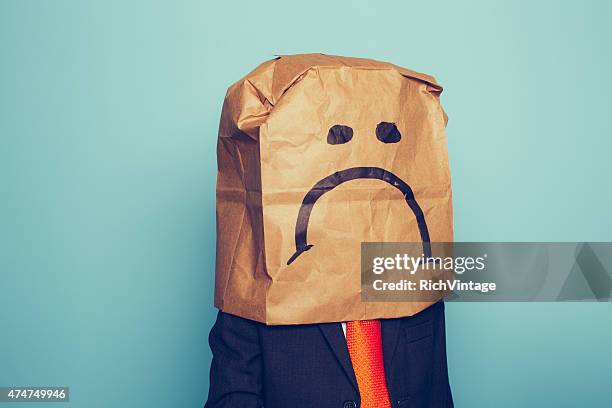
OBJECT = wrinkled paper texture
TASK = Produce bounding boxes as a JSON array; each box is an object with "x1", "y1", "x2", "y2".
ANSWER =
[{"x1": 215, "y1": 54, "x2": 453, "y2": 324}]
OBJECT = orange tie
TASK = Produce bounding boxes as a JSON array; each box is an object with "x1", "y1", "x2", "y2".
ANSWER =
[{"x1": 346, "y1": 320, "x2": 392, "y2": 408}]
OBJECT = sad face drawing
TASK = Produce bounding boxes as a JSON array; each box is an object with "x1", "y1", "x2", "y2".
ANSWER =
[
  {"x1": 253, "y1": 65, "x2": 452, "y2": 274},
  {"x1": 286, "y1": 121, "x2": 432, "y2": 265}
]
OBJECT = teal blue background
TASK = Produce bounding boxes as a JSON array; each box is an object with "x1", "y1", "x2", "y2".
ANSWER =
[{"x1": 1, "y1": 1, "x2": 611, "y2": 407}]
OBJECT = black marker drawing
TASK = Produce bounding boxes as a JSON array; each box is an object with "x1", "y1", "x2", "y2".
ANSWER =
[
  {"x1": 287, "y1": 166, "x2": 432, "y2": 265},
  {"x1": 327, "y1": 124, "x2": 354, "y2": 145},
  {"x1": 376, "y1": 122, "x2": 402, "y2": 143}
]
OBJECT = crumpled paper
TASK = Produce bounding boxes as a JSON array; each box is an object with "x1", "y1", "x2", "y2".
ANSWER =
[{"x1": 215, "y1": 54, "x2": 453, "y2": 325}]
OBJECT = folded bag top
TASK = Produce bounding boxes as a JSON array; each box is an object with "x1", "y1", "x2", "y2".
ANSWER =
[{"x1": 215, "y1": 54, "x2": 453, "y2": 325}]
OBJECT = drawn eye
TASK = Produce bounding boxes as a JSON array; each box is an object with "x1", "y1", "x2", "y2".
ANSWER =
[
  {"x1": 376, "y1": 122, "x2": 402, "y2": 143},
  {"x1": 327, "y1": 124, "x2": 353, "y2": 145}
]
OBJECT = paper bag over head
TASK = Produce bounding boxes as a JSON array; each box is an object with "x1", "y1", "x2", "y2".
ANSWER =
[{"x1": 215, "y1": 54, "x2": 453, "y2": 325}]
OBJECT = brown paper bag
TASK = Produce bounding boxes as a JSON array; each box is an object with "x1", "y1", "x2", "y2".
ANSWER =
[{"x1": 215, "y1": 54, "x2": 453, "y2": 325}]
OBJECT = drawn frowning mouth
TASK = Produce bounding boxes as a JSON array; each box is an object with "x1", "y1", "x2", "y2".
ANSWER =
[{"x1": 286, "y1": 166, "x2": 432, "y2": 265}]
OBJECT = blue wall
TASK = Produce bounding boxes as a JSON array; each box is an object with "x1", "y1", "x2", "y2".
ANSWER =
[{"x1": 1, "y1": 1, "x2": 611, "y2": 407}]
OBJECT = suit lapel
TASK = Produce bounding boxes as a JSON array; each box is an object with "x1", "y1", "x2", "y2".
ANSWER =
[
  {"x1": 381, "y1": 318, "x2": 402, "y2": 384},
  {"x1": 318, "y1": 323, "x2": 359, "y2": 392}
]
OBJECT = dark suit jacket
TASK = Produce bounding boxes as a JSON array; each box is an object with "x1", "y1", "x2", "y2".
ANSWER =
[{"x1": 204, "y1": 301, "x2": 453, "y2": 408}]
